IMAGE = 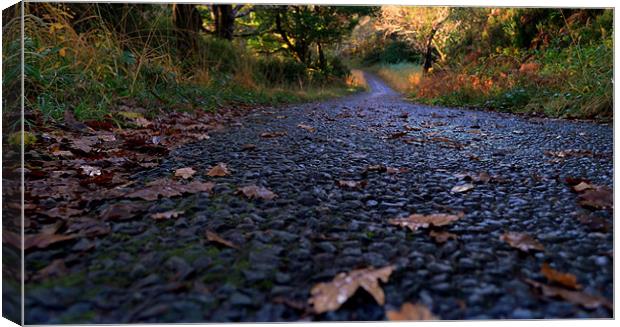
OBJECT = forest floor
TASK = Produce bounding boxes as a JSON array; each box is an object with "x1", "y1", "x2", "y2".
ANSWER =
[{"x1": 19, "y1": 73, "x2": 613, "y2": 323}]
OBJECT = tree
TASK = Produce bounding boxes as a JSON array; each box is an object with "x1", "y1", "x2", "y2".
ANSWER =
[
  {"x1": 211, "y1": 4, "x2": 253, "y2": 40},
  {"x1": 172, "y1": 4, "x2": 204, "y2": 51},
  {"x1": 254, "y1": 6, "x2": 373, "y2": 68}
]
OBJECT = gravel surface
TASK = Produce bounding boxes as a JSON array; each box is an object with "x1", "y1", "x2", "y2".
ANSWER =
[{"x1": 25, "y1": 73, "x2": 613, "y2": 323}]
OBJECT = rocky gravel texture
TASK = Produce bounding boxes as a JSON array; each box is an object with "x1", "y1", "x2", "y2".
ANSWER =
[{"x1": 25, "y1": 73, "x2": 613, "y2": 323}]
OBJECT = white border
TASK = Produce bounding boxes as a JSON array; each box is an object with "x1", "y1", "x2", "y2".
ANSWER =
[{"x1": 0, "y1": 1, "x2": 617, "y2": 327}]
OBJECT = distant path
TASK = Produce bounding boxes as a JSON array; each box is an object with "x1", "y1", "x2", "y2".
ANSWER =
[{"x1": 26, "y1": 72, "x2": 613, "y2": 322}]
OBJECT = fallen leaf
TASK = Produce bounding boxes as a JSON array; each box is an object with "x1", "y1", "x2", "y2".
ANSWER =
[
  {"x1": 578, "y1": 187, "x2": 613, "y2": 210},
  {"x1": 500, "y1": 232, "x2": 544, "y2": 252},
  {"x1": 386, "y1": 167, "x2": 409, "y2": 174},
  {"x1": 237, "y1": 185, "x2": 277, "y2": 200},
  {"x1": 451, "y1": 183, "x2": 474, "y2": 193},
  {"x1": 52, "y1": 150, "x2": 74, "y2": 157},
  {"x1": 298, "y1": 124, "x2": 316, "y2": 132},
  {"x1": 572, "y1": 181, "x2": 594, "y2": 192},
  {"x1": 7, "y1": 232, "x2": 78, "y2": 251},
  {"x1": 525, "y1": 279, "x2": 611, "y2": 310},
  {"x1": 100, "y1": 202, "x2": 145, "y2": 220},
  {"x1": 541, "y1": 263, "x2": 581, "y2": 289},
  {"x1": 175, "y1": 167, "x2": 196, "y2": 179},
  {"x1": 308, "y1": 266, "x2": 395, "y2": 314},
  {"x1": 151, "y1": 210, "x2": 185, "y2": 220},
  {"x1": 389, "y1": 213, "x2": 462, "y2": 232},
  {"x1": 207, "y1": 163, "x2": 230, "y2": 177},
  {"x1": 388, "y1": 131, "x2": 408, "y2": 139},
  {"x1": 205, "y1": 230, "x2": 239, "y2": 249},
  {"x1": 386, "y1": 302, "x2": 439, "y2": 321},
  {"x1": 337, "y1": 180, "x2": 367, "y2": 189},
  {"x1": 365, "y1": 164, "x2": 387, "y2": 173},
  {"x1": 126, "y1": 180, "x2": 214, "y2": 201},
  {"x1": 241, "y1": 144, "x2": 256, "y2": 151},
  {"x1": 260, "y1": 131, "x2": 287, "y2": 138},
  {"x1": 429, "y1": 230, "x2": 458, "y2": 243}
]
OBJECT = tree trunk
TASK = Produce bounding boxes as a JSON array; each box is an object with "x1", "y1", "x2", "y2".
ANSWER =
[
  {"x1": 213, "y1": 4, "x2": 235, "y2": 40},
  {"x1": 317, "y1": 42, "x2": 326, "y2": 70},
  {"x1": 172, "y1": 4, "x2": 203, "y2": 51},
  {"x1": 422, "y1": 28, "x2": 437, "y2": 74}
]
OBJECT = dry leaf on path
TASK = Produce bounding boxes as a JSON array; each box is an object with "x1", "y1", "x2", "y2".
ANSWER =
[
  {"x1": 541, "y1": 263, "x2": 581, "y2": 290},
  {"x1": 337, "y1": 180, "x2": 367, "y2": 189},
  {"x1": 205, "y1": 230, "x2": 239, "y2": 249},
  {"x1": 298, "y1": 124, "x2": 316, "y2": 132},
  {"x1": 207, "y1": 163, "x2": 230, "y2": 177},
  {"x1": 525, "y1": 279, "x2": 611, "y2": 310},
  {"x1": 386, "y1": 167, "x2": 410, "y2": 174},
  {"x1": 389, "y1": 213, "x2": 462, "y2": 232},
  {"x1": 126, "y1": 180, "x2": 214, "y2": 201},
  {"x1": 578, "y1": 187, "x2": 612, "y2": 210},
  {"x1": 152, "y1": 210, "x2": 185, "y2": 220},
  {"x1": 451, "y1": 183, "x2": 474, "y2": 193},
  {"x1": 386, "y1": 302, "x2": 439, "y2": 321},
  {"x1": 500, "y1": 232, "x2": 544, "y2": 252},
  {"x1": 429, "y1": 230, "x2": 458, "y2": 243},
  {"x1": 3, "y1": 231, "x2": 78, "y2": 251},
  {"x1": 175, "y1": 167, "x2": 196, "y2": 179},
  {"x1": 237, "y1": 185, "x2": 277, "y2": 200},
  {"x1": 308, "y1": 266, "x2": 395, "y2": 314}
]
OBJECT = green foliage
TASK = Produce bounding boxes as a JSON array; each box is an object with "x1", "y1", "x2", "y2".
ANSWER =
[{"x1": 363, "y1": 40, "x2": 422, "y2": 65}]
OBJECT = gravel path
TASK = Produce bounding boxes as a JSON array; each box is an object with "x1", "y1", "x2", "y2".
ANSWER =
[{"x1": 25, "y1": 73, "x2": 613, "y2": 323}]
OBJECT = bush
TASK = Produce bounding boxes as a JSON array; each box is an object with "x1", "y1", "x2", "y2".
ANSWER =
[{"x1": 256, "y1": 57, "x2": 309, "y2": 86}]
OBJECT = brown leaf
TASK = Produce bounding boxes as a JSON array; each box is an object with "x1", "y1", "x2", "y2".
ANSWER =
[
  {"x1": 386, "y1": 302, "x2": 439, "y2": 321},
  {"x1": 151, "y1": 210, "x2": 185, "y2": 220},
  {"x1": 578, "y1": 186, "x2": 613, "y2": 210},
  {"x1": 308, "y1": 266, "x2": 395, "y2": 314},
  {"x1": 429, "y1": 230, "x2": 458, "y2": 243},
  {"x1": 525, "y1": 279, "x2": 611, "y2": 310},
  {"x1": 207, "y1": 163, "x2": 230, "y2": 177},
  {"x1": 389, "y1": 213, "x2": 462, "y2": 232},
  {"x1": 500, "y1": 232, "x2": 544, "y2": 252},
  {"x1": 126, "y1": 180, "x2": 213, "y2": 201},
  {"x1": 541, "y1": 263, "x2": 581, "y2": 290},
  {"x1": 100, "y1": 202, "x2": 145, "y2": 220},
  {"x1": 388, "y1": 131, "x2": 408, "y2": 139},
  {"x1": 365, "y1": 164, "x2": 387, "y2": 173},
  {"x1": 174, "y1": 167, "x2": 196, "y2": 179},
  {"x1": 572, "y1": 181, "x2": 594, "y2": 192},
  {"x1": 205, "y1": 230, "x2": 239, "y2": 249},
  {"x1": 298, "y1": 124, "x2": 316, "y2": 132},
  {"x1": 14, "y1": 232, "x2": 77, "y2": 251},
  {"x1": 260, "y1": 131, "x2": 287, "y2": 138},
  {"x1": 451, "y1": 183, "x2": 474, "y2": 193},
  {"x1": 237, "y1": 185, "x2": 277, "y2": 200},
  {"x1": 241, "y1": 144, "x2": 256, "y2": 151},
  {"x1": 337, "y1": 180, "x2": 367, "y2": 189},
  {"x1": 386, "y1": 167, "x2": 409, "y2": 174}
]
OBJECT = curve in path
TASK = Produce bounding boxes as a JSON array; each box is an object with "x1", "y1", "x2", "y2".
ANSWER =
[{"x1": 25, "y1": 72, "x2": 613, "y2": 323}]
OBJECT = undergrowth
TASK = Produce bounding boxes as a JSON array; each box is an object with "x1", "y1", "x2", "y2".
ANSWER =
[{"x1": 3, "y1": 4, "x2": 365, "y2": 127}]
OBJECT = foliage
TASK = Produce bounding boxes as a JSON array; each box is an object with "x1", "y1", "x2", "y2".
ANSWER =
[
  {"x1": 15, "y1": 3, "x2": 363, "y2": 125},
  {"x1": 358, "y1": 8, "x2": 613, "y2": 119}
]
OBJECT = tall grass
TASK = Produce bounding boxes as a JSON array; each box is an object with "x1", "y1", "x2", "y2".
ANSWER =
[
  {"x1": 14, "y1": 4, "x2": 363, "y2": 124},
  {"x1": 373, "y1": 36, "x2": 612, "y2": 120}
]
